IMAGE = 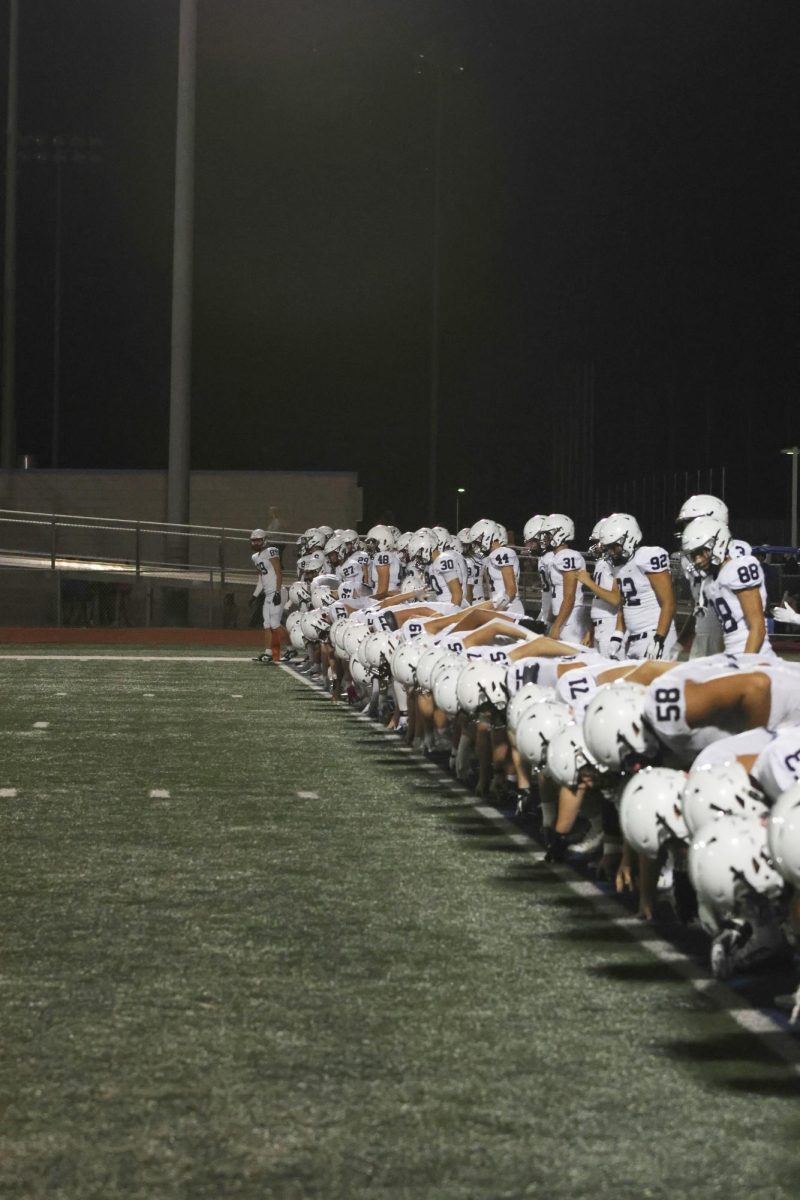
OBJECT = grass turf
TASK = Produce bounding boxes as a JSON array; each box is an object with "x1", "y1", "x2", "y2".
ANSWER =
[{"x1": 0, "y1": 651, "x2": 799, "y2": 1198}]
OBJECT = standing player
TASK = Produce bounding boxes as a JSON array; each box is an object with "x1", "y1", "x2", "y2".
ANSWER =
[
  {"x1": 681, "y1": 516, "x2": 774, "y2": 656},
  {"x1": 524, "y1": 514, "x2": 553, "y2": 628},
  {"x1": 250, "y1": 528, "x2": 283, "y2": 664},
  {"x1": 468, "y1": 520, "x2": 524, "y2": 614},
  {"x1": 600, "y1": 513, "x2": 677, "y2": 660},
  {"x1": 578, "y1": 517, "x2": 620, "y2": 655},
  {"x1": 541, "y1": 513, "x2": 591, "y2": 644},
  {"x1": 365, "y1": 524, "x2": 402, "y2": 601}
]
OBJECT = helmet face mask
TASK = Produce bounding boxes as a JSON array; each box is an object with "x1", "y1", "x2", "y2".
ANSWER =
[
  {"x1": 523, "y1": 514, "x2": 547, "y2": 551},
  {"x1": 600, "y1": 513, "x2": 642, "y2": 565},
  {"x1": 680, "y1": 517, "x2": 731, "y2": 573},
  {"x1": 250, "y1": 528, "x2": 267, "y2": 552},
  {"x1": 408, "y1": 530, "x2": 438, "y2": 567},
  {"x1": 365, "y1": 524, "x2": 394, "y2": 555},
  {"x1": 468, "y1": 518, "x2": 503, "y2": 556},
  {"x1": 588, "y1": 518, "x2": 608, "y2": 557},
  {"x1": 542, "y1": 514, "x2": 575, "y2": 549}
]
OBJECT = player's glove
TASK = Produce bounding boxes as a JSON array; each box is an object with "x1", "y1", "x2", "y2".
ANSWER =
[
  {"x1": 645, "y1": 634, "x2": 665, "y2": 660},
  {"x1": 773, "y1": 603, "x2": 800, "y2": 626},
  {"x1": 493, "y1": 595, "x2": 510, "y2": 611},
  {"x1": 607, "y1": 633, "x2": 625, "y2": 661},
  {"x1": 272, "y1": 592, "x2": 281, "y2": 605}
]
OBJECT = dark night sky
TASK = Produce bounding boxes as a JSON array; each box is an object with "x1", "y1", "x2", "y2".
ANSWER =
[{"x1": 2, "y1": 1, "x2": 799, "y2": 535}]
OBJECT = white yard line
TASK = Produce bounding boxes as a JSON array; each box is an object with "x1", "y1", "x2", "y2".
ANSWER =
[
  {"x1": 280, "y1": 662, "x2": 800, "y2": 1076},
  {"x1": 149, "y1": 789, "x2": 170, "y2": 799}
]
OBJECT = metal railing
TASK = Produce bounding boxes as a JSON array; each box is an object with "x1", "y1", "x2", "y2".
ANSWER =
[{"x1": 0, "y1": 508, "x2": 303, "y2": 584}]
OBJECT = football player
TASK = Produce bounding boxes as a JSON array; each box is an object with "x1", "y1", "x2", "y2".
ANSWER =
[{"x1": 250, "y1": 528, "x2": 283, "y2": 664}]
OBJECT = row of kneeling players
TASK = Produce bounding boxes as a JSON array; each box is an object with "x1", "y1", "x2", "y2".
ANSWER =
[{"x1": 274, "y1": 506, "x2": 800, "y2": 1010}]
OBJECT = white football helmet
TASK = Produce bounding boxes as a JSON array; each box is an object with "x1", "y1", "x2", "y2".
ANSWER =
[
  {"x1": 583, "y1": 681, "x2": 658, "y2": 772},
  {"x1": 515, "y1": 698, "x2": 571, "y2": 768},
  {"x1": 300, "y1": 610, "x2": 330, "y2": 643},
  {"x1": 467, "y1": 518, "x2": 502, "y2": 555},
  {"x1": 455, "y1": 661, "x2": 509, "y2": 721},
  {"x1": 295, "y1": 527, "x2": 316, "y2": 555},
  {"x1": 523, "y1": 514, "x2": 547, "y2": 548},
  {"x1": 408, "y1": 529, "x2": 438, "y2": 567},
  {"x1": 587, "y1": 518, "x2": 609, "y2": 557},
  {"x1": 676, "y1": 494, "x2": 729, "y2": 529},
  {"x1": 395, "y1": 531, "x2": 414, "y2": 559},
  {"x1": 415, "y1": 644, "x2": 449, "y2": 693},
  {"x1": 341, "y1": 622, "x2": 371, "y2": 660},
  {"x1": 309, "y1": 579, "x2": 337, "y2": 609},
  {"x1": 250, "y1": 528, "x2": 266, "y2": 552},
  {"x1": 507, "y1": 683, "x2": 551, "y2": 736},
  {"x1": 689, "y1": 815, "x2": 784, "y2": 916},
  {"x1": 680, "y1": 516, "x2": 731, "y2": 571},
  {"x1": 545, "y1": 724, "x2": 599, "y2": 789},
  {"x1": 431, "y1": 525, "x2": 450, "y2": 547},
  {"x1": 682, "y1": 761, "x2": 768, "y2": 836},
  {"x1": 339, "y1": 529, "x2": 359, "y2": 555},
  {"x1": 349, "y1": 655, "x2": 371, "y2": 689},
  {"x1": 600, "y1": 513, "x2": 642, "y2": 564},
  {"x1": 542, "y1": 513, "x2": 575, "y2": 548},
  {"x1": 364, "y1": 524, "x2": 395, "y2": 554},
  {"x1": 364, "y1": 630, "x2": 400, "y2": 676},
  {"x1": 300, "y1": 549, "x2": 326, "y2": 578},
  {"x1": 766, "y1": 782, "x2": 800, "y2": 887},
  {"x1": 390, "y1": 638, "x2": 431, "y2": 687},
  {"x1": 619, "y1": 767, "x2": 688, "y2": 858},
  {"x1": 432, "y1": 659, "x2": 469, "y2": 717},
  {"x1": 329, "y1": 616, "x2": 351, "y2": 659},
  {"x1": 288, "y1": 613, "x2": 307, "y2": 652},
  {"x1": 323, "y1": 534, "x2": 345, "y2": 563},
  {"x1": 288, "y1": 581, "x2": 311, "y2": 609},
  {"x1": 429, "y1": 648, "x2": 463, "y2": 685}
]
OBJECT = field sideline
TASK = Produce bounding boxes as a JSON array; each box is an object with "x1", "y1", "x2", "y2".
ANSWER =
[{"x1": 1, "y1": 647, "x2": 799, "y2": 1199}]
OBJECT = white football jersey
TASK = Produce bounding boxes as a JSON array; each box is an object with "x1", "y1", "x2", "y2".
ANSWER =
[
  {"x1": 252, "y1": 545, "x2": 280, "y2": 595},
  {"x1": 680, "y1": 556, "x2": 723, "y2": 656},
  {"x1": 642, "y1": 656, "x2": 800, "y2": 768},
  {"x1": 338, "y1": 552, "x2": 367, "y2": 600},
  {"x1": 752, "y1": 727, "x2": 800, "y2": 801},
  {"x1": 555, "y1": 660, "x2": 639, "y2": 719},
  {"x1": 427, "y1": 551, "x2": 466, "y2": 604},
  {"x1": 705, "y1": 555, "x2": 772, "y2": 655},
  {"x1": 642, "y1": 659, "x2": 739, "y2": 767},
  {"x1": 466, "y1": 555, "x2": 486, "y2": 601},
  {"x1": 537, "y1": 550, "x2": 554, "y2": 621},
  {"x1": 370, "y1": 550, "x2": 402, "y2": 593},
  {"x1": 614, "y1": 546, "x2": 671, "y2": 634},
  {"x1": 548, "y1": 548, "x2": 591, "y2": 640},
  {"x1": 485, "y1": 546, "x2": 523, "y2": 613}
]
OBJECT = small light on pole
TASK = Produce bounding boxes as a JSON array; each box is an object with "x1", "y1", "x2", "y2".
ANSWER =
[
  {"x1": 455, "y1": 487, "x2": 465, "y2": 531},
  {"x1": 781, "y1": 447, "x2": 799, "y2": 548}
]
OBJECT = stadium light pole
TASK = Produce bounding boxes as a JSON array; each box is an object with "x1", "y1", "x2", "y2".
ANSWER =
[
  {"x1": 781, "y1": 446, "x2": 799, "y2": 548},
  {"x1": 455, "y1": 486, "x2": 465, "y2": 531},
  {"x1": 167, "y1": 0, "x2": 197, "y2": 533}
]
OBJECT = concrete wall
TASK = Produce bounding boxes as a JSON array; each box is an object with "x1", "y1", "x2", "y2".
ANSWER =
[{"x1": 0, "y1": 468, "x2": 362, "y2": 533}]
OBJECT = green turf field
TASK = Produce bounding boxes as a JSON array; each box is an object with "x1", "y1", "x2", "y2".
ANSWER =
[{"x1": 1, "y1": 650, "x2": 799, "y2": 1199}]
